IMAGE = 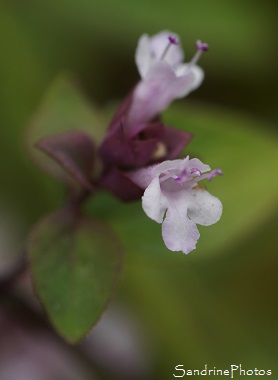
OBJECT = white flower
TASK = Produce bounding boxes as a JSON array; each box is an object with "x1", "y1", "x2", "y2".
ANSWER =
[
  {"x1": 127, "y1": 31, "x2": 207, "y2": 127},
  {"x1": 129, "y1": 157, "x2": 222, "y2": 254}
]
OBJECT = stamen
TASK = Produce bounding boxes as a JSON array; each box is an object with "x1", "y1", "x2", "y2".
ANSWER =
[
  {"x1": 160, "y1": 35, "x2": 179, "y2": 60},
  {"x1": 174, "y1": 168, "x2": 202, "y2": 185},
  {"x1": 207, "y1": 169, "x2": 223, "y2": 181},
  {"x1": 188, "y1": 168, "x2": 202, "y2": 177},
  {"x1": 168, "y1": 35, "x2": 178, "y2": 45},
  {"x1": 188, "y1": 40, "x2": 209, "y2": 67},
  {"x1": 196, "y1": 40, "x2": 209, "y2": 52}
]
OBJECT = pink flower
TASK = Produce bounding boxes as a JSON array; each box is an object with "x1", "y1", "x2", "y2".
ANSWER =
[
  {"x1": 129, "y1": 157, "x2": 222, "y2": 254},
  {"x1": 127, "y1": 31, "x2": 208, "y2": 127}
]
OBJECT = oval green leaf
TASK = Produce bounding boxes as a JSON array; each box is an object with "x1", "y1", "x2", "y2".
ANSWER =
[{"x1": 27, "y1": 211, "x2": 122, "y2": 343}]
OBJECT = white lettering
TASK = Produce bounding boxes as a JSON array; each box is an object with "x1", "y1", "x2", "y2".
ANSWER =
[
  {"x1": 200, "y1": 364, "x2": 207, "y2": 375},
  {"x1": 230, "y1": 365, "x2": 239, "y2": 379},
  {"x1": 173, "y1": 365, "x2": 185, "y2": 378},
  {"x1": 239, "y1": 364, "x2": 245, "y2": 375}
]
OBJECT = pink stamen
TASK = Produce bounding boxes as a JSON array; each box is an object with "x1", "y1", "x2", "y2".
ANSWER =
[
  {"x1": 160, "y1": 35, "x2": 179, "y2": 60},
  {"x1": 168, "y1": 35, "x2": 179, "y2": 45},
  {"x1": 196, "y1": 40, "x2": 209, "y2": 52},
  {"x1": 188, "y1": 168, "x2": 202, "y2": 177},
  {"x1": 188, "y1": 40, "x2": 209, "y2": 67},
  {"x1": 175, "y1": 168, "x2": 200, "y2": 184},
  {"x1": 207, "y1": 169, "x2": 223, "y2": 181}
]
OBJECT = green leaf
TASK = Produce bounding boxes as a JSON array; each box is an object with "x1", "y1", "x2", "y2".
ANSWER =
[
  {"x1": 87, "y1": 104, "x2": 278, "y2": 260},
  {"x1": 26, "y1": 74, "x2": 106, "y2": 183},
  {"x1": 27, "y1": 210, "x2": 122, "y2": 343}
]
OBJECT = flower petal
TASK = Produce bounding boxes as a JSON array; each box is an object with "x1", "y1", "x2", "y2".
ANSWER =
[
  {"x1": 150, "y1": 31, "x2": 184, "y2": 67},
  {"x1": 162, "y1": 207, "x2": 200, "y2": 254},
  {"x1": 175, "y1": 64, "x2": 204, "y2": 91},
  {"x1": 153, "y1": 158, "x2": 186, "y2": 176},
  {"x1": 185, "y1": 158, "x2": 211, "y2": 174},
  {"x1": 135, "y1": 34, "x2": 153, "y2": 78},
  {"x1": 172, "y1": 65, "x2": 204, "y2": 98},
  {"x1": 127, "y1": 62, "x2": 177, "y2": 126},
  {"x1": 142, "y1": 176, "x2": 168, "y2": 223},
  {"x1": 127, "y1": 62, "x2": 204, "y2": 126},
  {"x1": 188, "y1": 188, "x2": 223, "y2": 226},
  {"x1": 135, "y1": 31, "x2": 184, "y2": 79}
]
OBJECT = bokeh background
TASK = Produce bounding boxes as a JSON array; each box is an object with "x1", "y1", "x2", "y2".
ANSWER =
[{"x1": 0, "y1": 0, "x2": 278, "y2": 379}]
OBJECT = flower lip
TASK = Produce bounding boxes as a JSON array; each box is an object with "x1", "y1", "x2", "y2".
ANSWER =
[{"x1": 151, "y1": 159, "x2": 222, "y2": 190}]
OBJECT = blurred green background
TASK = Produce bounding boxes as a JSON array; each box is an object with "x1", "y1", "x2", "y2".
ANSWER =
[{"x1": 0, "y1": 0, "x2": 277, "y2": 379}]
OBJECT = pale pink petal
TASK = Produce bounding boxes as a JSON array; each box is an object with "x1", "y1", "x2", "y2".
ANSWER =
[
  {"x1": 150, "y1": 31, "x2": 184, "y2": 67},
  {"x1": 127, "y1": 62, "x2": 201, "y2": 126},
  {"x1": 162, "y1": 207, "x2": 200, "y2": 254},
  {"x1": 135, "y1": 34, "x2": 154, "y2": 78},
  {"x1": 142, "y1": 177, "x2": 168, "y2": 223},
  {"x1": 171, "y1": 65, "x2": 204, "y2": 98},
  {"x1": 175, "y1": 64, "x2": 204, "y2": 90},
  {"x1": 153, "y1": 158, "x2": 186, "y2": 177},
  {"x1": 127, "y1": 158, "x2": 186, "y2": 190},
  {"x1": 187, "y1": 65, "x2": 204, "y2": 90},
  {"x1": 185, "y1": 158, "x2": 210, "y2": 174},
  {"x1": 135, "y1": 31, "x2": 184, "y2": 79},
  {"x1": 188, "y1": 188, "x2": 223, "y2": 226},
  {"x1": 127, "y1": 62, "x2": 176, "y2": 126}
]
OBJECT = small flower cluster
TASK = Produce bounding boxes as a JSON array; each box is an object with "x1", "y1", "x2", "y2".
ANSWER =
[
  {"x1": 37, "y1": 30, "x2": 222, "y2": 255},
  {"x1": 98, "y1": 31, "x2": 222, "y2": 254}
]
